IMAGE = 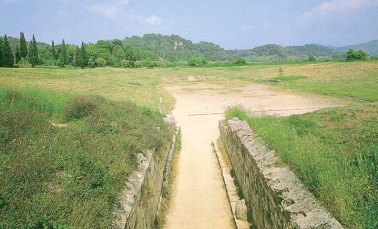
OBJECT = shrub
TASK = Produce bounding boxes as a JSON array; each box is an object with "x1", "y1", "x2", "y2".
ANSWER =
[
  {"x1": 95, "y1": 57, "x2": 106, "y2": 67},
  {"x1": 234, "y1": 58, "x2": 247, "y2": 65},
  {"x1": 308, "y1": 55, "x2": 316, "y2": 62},
  {"x1": 134, "y1": 61, "x2": 143, "y2": 68},
  {"x1": 346, "y1": 49, "x2": 368, "y2": 61},
  {"x1": 62, "y1": 96, "x2": 100, "y2": 121},
  {"x1": 88, "y1": 58, "x2": 96, "y2": 68},
  {"x1": 120, "y1": 59, "x2": 129, "y2": 68},
  {"x1": 188, "y1": 57, "x2": 208, "y2": 67}
]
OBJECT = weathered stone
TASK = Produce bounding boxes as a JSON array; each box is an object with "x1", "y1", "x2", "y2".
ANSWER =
[
  {"x1": 220, "y1": 118, "x2": 343, "y2": 229},
  {"x1": 113, "y1": 123, "x2": 179, "y2": 229},
  {"x1": 235, "y1": 199, "x2": 248, "y2": 221}
]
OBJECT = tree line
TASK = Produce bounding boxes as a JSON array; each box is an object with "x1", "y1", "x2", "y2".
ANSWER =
[
  {"x1": 0, "y1": 32, "x2": 374, "y2": 68},
  {"x1": 0, "y1": 32, "x2": 159, "y2": 68}
]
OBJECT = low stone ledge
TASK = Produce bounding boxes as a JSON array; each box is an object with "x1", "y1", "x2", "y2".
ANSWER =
[
  {"x1": 220, "y1": 117, "x2": 343, "y2": 229},
  {"x1": 113, "y1": 118, "x2": 178, "y2": 229}
]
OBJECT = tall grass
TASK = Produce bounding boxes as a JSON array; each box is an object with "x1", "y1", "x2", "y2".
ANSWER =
[
  {"x1": 0, "y1": 87, "x2": 171, "y2": 228},
  {"x1": 0, "y1": 87, "x2": 70, "y2": 120},
  {"x1": 226, "y1": 105, "x2": 378, "y2": 229}
]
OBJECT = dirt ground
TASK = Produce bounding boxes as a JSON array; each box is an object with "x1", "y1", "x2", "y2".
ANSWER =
[{"x1": 163, "y1": 80, "x2": 341, "y2": 229}]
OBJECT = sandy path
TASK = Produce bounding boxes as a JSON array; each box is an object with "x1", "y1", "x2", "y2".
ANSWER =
[{"x1": 163, "y1": 82, "x2": 340, "y2": 229}]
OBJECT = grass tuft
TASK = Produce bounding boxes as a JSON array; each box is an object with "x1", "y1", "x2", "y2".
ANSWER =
[{"x1": 62, "y1": 96, "x2": 102, "y2": 122}]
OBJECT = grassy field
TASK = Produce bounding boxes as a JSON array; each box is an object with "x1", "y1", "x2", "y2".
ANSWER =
[
  {"x1": 162, "y1": 61, "x2": 378, "y2": 101},
  {"x1": 0, "y1": 86, "x2": 171, "y2": 227},
  {"x1": 0, "y1": 61, "x2": 377, "y2": 228},
  {"x1": 0, "y1": 67, "x2": 175, "y2": 114}
]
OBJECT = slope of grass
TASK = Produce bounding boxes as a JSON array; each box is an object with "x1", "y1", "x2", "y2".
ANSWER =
[
  {"x1": 0, "y1": 87, "x2": 171, "y2": 228},
  {"x1": 226, "y1": 105, "x2": 378, "y2": 229},
  {"x1": 0, "y1": 67, "x2": 175, "y2": 114}
]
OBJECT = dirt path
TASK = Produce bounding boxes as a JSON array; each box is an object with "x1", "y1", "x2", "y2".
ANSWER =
[{"x1": 163, "y1": 82, "x2": 341, "y2": 229}]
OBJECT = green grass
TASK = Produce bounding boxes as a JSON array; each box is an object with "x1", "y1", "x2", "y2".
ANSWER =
[
  {"x1": 0, "y1": 87, "x2": 171, "y2": 228},
  {"x1": 272, "y1": 75, "x2": 307, "y2": 82},
  {"x1": 226, "y1": 105, "x2": 377, "y2": 229},
  {"x1": 1, "y1": 62, "x2": 377, "y2": 227},
  {"x1": 0, "y1": 67, "x2": 175, "y2": 114},
  {"x1": 161, "y1": 61, "x2": 378, "y2": 101}
]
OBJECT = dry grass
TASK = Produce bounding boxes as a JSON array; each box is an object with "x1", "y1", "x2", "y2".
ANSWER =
[{"x1": 0, "y1": 67, "x2": 175, "y2": 113}]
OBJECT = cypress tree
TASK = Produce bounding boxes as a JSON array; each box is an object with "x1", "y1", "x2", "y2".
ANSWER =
[
  {"x1": 59, "y1": 39, "x2": 67, "y2": 67},
  {"x1": 3, "y1": 35, "x2": 14, "y2": 67},
  {"x1": 78, "y1": 42, "x2": 88, "y2": 68},
  {"x1": 29, "y1": 35, "x2": 39, "y2": 68},
  {"x1": 72, "y1": 46, "x2": 79, "y2": 67},
  {"x1": 0, "y1": 37, "x2": 3, "y2": 67},
  {"x1": 20, "y1": 32, "x2": 28, "y2": 58},
  {"x1": 51, "y1": 40, "x2": 57, "y2": 60},
  {"x1": 15, "y1": 44, "x2": 21, "y2": 64}
]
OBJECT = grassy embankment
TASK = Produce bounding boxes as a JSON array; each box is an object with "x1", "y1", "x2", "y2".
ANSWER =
[
  {"x1": 1, "y1": 62, "x2": 377, "y2": 227},
  {"x1": 224, "y1": 62, "x2": 378, "y2": 228},
  {"x1": 0, "y1": 68, "x2": 173, "y2": 228}
]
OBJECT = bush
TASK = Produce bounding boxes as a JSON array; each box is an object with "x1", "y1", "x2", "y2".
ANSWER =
[
  {"x1": 346, "y1": 49, "x2": 368, "y2": 61},
  {"x1": 62, "y1": 96, "x2": 100, "y2": 121},
  {"x1": 234, "y1": 58, "x2": 247, "y2": 65},
  {"x1": 143, "y1": 60, "x2": 159, "y2": 68},
  {"x1": 134, "y1": 61, "x2": 143, "y2": 68},
  {"x1": 88, "y1": 58, "x2": 96, "y2": 68},
  {"x1": 308, "y1": 55, "x2": 316, "y2": 62},
  {"x1": 188, "y1": 57, "x2": 208, "y2": 67},
  {"x1": 95, "y1": 57, "x2": 106, "y2": 67}
]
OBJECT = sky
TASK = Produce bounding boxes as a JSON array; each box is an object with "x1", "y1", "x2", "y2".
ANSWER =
[{"x1": 0, "y1": 0, "x2": 377, "y2": 49}]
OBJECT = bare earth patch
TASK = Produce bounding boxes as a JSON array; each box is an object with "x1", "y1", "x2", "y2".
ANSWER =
[{"x1": 163, "y1": 81, "x2": 342, "y2": 229}]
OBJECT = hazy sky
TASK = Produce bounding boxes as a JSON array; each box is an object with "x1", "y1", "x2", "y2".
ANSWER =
[{"x1": 1, "y1": 0, "x2": 377, "y2": 49}]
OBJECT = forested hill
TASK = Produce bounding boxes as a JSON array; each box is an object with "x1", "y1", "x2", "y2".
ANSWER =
[
  {"x1": 1, "y1": 33, "x2": 377, "y2": 68},
  {"x1": 124, "y1": 34, "x2": 237, "y2": 62},
  {"x1": 230, "y1": 44, "x2": 340, "y2": 61},
  {"x1": 337, "y1": 40, "x2": 378, "y2": 56}
]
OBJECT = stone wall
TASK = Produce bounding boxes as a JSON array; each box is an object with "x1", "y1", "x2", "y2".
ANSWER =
[
  {"x1": 220, "y1": 118, "x2": 343, "y2": 229},
  {"x1": 113, "y1": 126, "x2": 179, "y2": 229}
]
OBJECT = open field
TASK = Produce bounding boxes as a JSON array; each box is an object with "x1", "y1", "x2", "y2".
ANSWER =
[
  {"x1": 0, "y1": 67, "x2": 175, "y2": 114},
  {"x1": 162, "y1": 61, "x2": 378, "y2": 101},
  {"x1": 1, "y1": 61, "x2": 377, "y2": 104},
  {"x1": 1, "y1": 61, "x2": 377, "y2": 228}
]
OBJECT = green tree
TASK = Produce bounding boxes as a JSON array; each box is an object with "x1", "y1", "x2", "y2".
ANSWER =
[
  {"x1": 15, "y1": 44, "x2": 21, "y2": 64},
  {"x1": 60, "y1": 39, "x2": 67, "y2": 67},
  {"x1": 308, "y1": 55, "x2": 316, "y2": 62},
  {"x1": 19, "y1": 32, "x2": 28, "y2": 58},
  {"x1": 2, "y1": 35, "x2": 14, "y2": 67},
  {"x1": 78, "y1": 42, "x2": 88, "y2": 68},
  {"x1": 88, "y1": 57, "x2": 96, "y2": 68},
  {"x1": 95, "y1": 57, "x2": 106, "y2": 67},
  {"x1": 346, "y1": 49, "x2": 368, "y2": 61},
  {"x1": 51, "y1": 40, "x2": 57, "y2": 60},
  {"x1": 0, "y1": 37, "x2": 3, "y2": 67},
  {"x1": 72, "y1": 46, "x2": 79, "y2": 67},
  {"x1": 29, "y1": 35, "x2": 39, "y2": 68}
]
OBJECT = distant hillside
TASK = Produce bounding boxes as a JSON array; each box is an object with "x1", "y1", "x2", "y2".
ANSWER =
[
  {"x1": 230, "y1": 44, "x2": 340, "y2": 61},
  {"x1": 337, "y1": 40, "x2": 378, "y2": 56},
  {"x1": 124, "y1": 34, "x2": 237, "y2": 62},
  {"x1": 288, "y1": 44, "x2": 338, "y2": 58},
  {"x1": 2, "y1": 33, "x2": 377, "y2": 64}
]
